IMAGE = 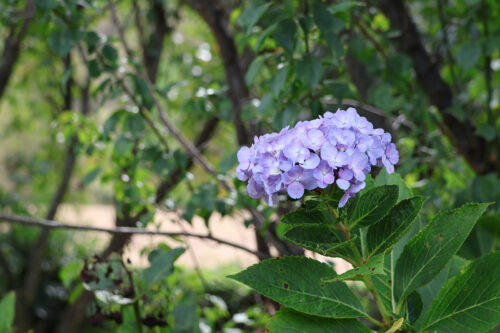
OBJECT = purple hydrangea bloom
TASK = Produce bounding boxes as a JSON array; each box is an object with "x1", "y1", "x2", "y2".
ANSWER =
[{"x1": 236, "y1": 107, "x2": 398, "y2": 207}]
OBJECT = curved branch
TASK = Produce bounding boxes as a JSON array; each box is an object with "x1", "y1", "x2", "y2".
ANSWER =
[{"x1": 0, "y1": 214, "x2": 268, "y2": 260}]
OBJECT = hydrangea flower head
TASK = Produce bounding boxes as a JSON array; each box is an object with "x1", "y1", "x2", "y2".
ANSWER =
[{"x1": 236, "y1": 108, "x2": 398, "y2": 207}]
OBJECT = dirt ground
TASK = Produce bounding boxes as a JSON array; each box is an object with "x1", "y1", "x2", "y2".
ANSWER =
[{"x1": 57, "y1": 204, "x2": 351, "y2": 274}]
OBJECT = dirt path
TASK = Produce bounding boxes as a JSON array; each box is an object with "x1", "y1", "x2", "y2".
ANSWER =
[{"x1": 57, "y1": 204, "x2": 351, "y2": 273}]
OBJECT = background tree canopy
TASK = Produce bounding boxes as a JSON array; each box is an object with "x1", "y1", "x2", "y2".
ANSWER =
[{"x1": 0, "y1": 0, "x2": 499, "y2": 332}]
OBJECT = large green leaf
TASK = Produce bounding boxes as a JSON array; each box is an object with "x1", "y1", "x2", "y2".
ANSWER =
[
  {"x1": 284, "y1": 225, "x2": 357, "y2": 259},
  {"x1": 394, "y1": 203, "x2": 490, "y2": 302},
  {"x1": 228, "y1": 256, "x2": 366, "y2": 318},
  {"x1": 281, "y1": 208, "x2": 330, "y2": 226},
  {"x1": 267, "y1": 308, "x2": 371, "y2": 333},
  {"x1": 421, "y1": 251, "x2": 500, "y2": 333},
  {"x1": 366, "y1": 196, "x2": 426, "y2": 257},
  {"x1": 414, "y1": 255, "x2": 469, "y2": 328},
  {"x1": 344, "y1": 185, "x2": 399, "y2": 229},
  {"x1": 0, "y1": 292, "x2": 15, "y2": 333},
  {"x1": 142, "y1": 247, "x2": 185, "y2": 287}
]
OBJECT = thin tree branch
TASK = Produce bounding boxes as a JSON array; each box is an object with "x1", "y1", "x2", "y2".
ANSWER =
[
  {"x1": 0, "y1": 0, "x2": 35, "y2": 100},
  {"x1": 0, "y1": 214, "x2": 268, "y2": 259}
]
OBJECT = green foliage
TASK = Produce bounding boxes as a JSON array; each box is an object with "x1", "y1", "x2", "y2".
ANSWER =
[
  {"x1": 0, "y1": 292, "x2": 15, "y2": 333},
  {"x1": 422, "y1": 251, "x2": 500, "y2": 333},
  {"x1": 343, "y1": 185, "x2": 399, "y2": 229},
  {"x1": 1, "y1": 0, "x2": 499, "y2": 331},
  {"x1": 229, "y1": 256, "x2": 366, "y2": 318},
  {"x1": 142, "y1": 247, "x2": 185, "y2": 287},
  {"x1": 171, "y1": 291, "x2": 200, "y2": 333},
  {"x1": 231, "y1": 179, "x2": 497, "y2": 332},
  {"x1": 394, "y1": 202, "x2": 490, "y2": 302},
  {"x1": 267, "y1": 308, "x2": 371, "y2": 333},
  {"x1": 366, "y1": 196, "x2": 426, "y2": 256}
]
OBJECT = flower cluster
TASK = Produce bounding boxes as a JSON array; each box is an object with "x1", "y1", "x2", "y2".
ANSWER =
[{"x1": 236, "y1": 108, "x2": 399, "y2": 207}]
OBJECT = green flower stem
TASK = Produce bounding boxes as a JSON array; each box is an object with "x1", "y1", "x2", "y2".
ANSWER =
[
  {"x1": 365, "y1": 313, "x2": 385, "y2": 328},
  {"x1": 132, "y1": 300, "x2": 144, "y2": 333}
]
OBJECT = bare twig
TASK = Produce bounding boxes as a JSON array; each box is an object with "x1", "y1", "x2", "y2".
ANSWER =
[{"x1": 0, "y1": 214, "x2": 269, "y2": 260}]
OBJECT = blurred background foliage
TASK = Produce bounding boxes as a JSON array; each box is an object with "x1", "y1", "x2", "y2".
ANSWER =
[{"x1": 0, "y1": 0, "x2": 499, "y2": 331}]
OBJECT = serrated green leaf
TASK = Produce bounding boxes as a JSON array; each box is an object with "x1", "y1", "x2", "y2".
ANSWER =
[
  {"x1": 322, "y1": 252, "x2": 385, "y2": 282},
  {"x1": 414, "y1": 255, "x2": 468, "y2": 328},
  {"x1": 422, "y1": 251, "x2": 500, "y2": 333},
  {"x1": 0, "y1": 292, "x2": 15, "y2": 333},
  {"x1": 345, "y1": 185, "x2": 399, "y2": 229},
  {"x1": 142, "y1": 247, "x2": 185, "y2": 287},
  {"x1": 267, "y1": 308, "x2": 371, "y2": 333},
  {"x1": 284, "y1": 225, "x2": 357, "y2": 258},
  {"x1": 281, "y1": 208, "x2": 330, "y2": 226},
  {"x1": 366, "y1": 196, "x2": 426, "y2": 257},
  {"x1": 229, "y1": 256, "x2": 366, "y2": 318},
  {"x1": 394, "y1": 202, "x2": 490, "y2": 302}
]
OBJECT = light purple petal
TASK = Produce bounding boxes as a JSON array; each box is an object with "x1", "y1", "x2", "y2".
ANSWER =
[
  {"x1": 339, "y1": 193, "x2": 351, "y2": 207},
  {"x1": 287, "y1": 182, "x2": 305, "y2": 199},
  {"x1": 302, "y1": 153, "x2": 320, "y2": 169},
  {"x1": 337, "y1": 179, "x2": 351, "y2": 190}
]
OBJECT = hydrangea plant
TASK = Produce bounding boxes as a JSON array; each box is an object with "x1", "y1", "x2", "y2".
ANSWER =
[{"x1": 230, "y1": 110, "x2": 499, "y2": 333}]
